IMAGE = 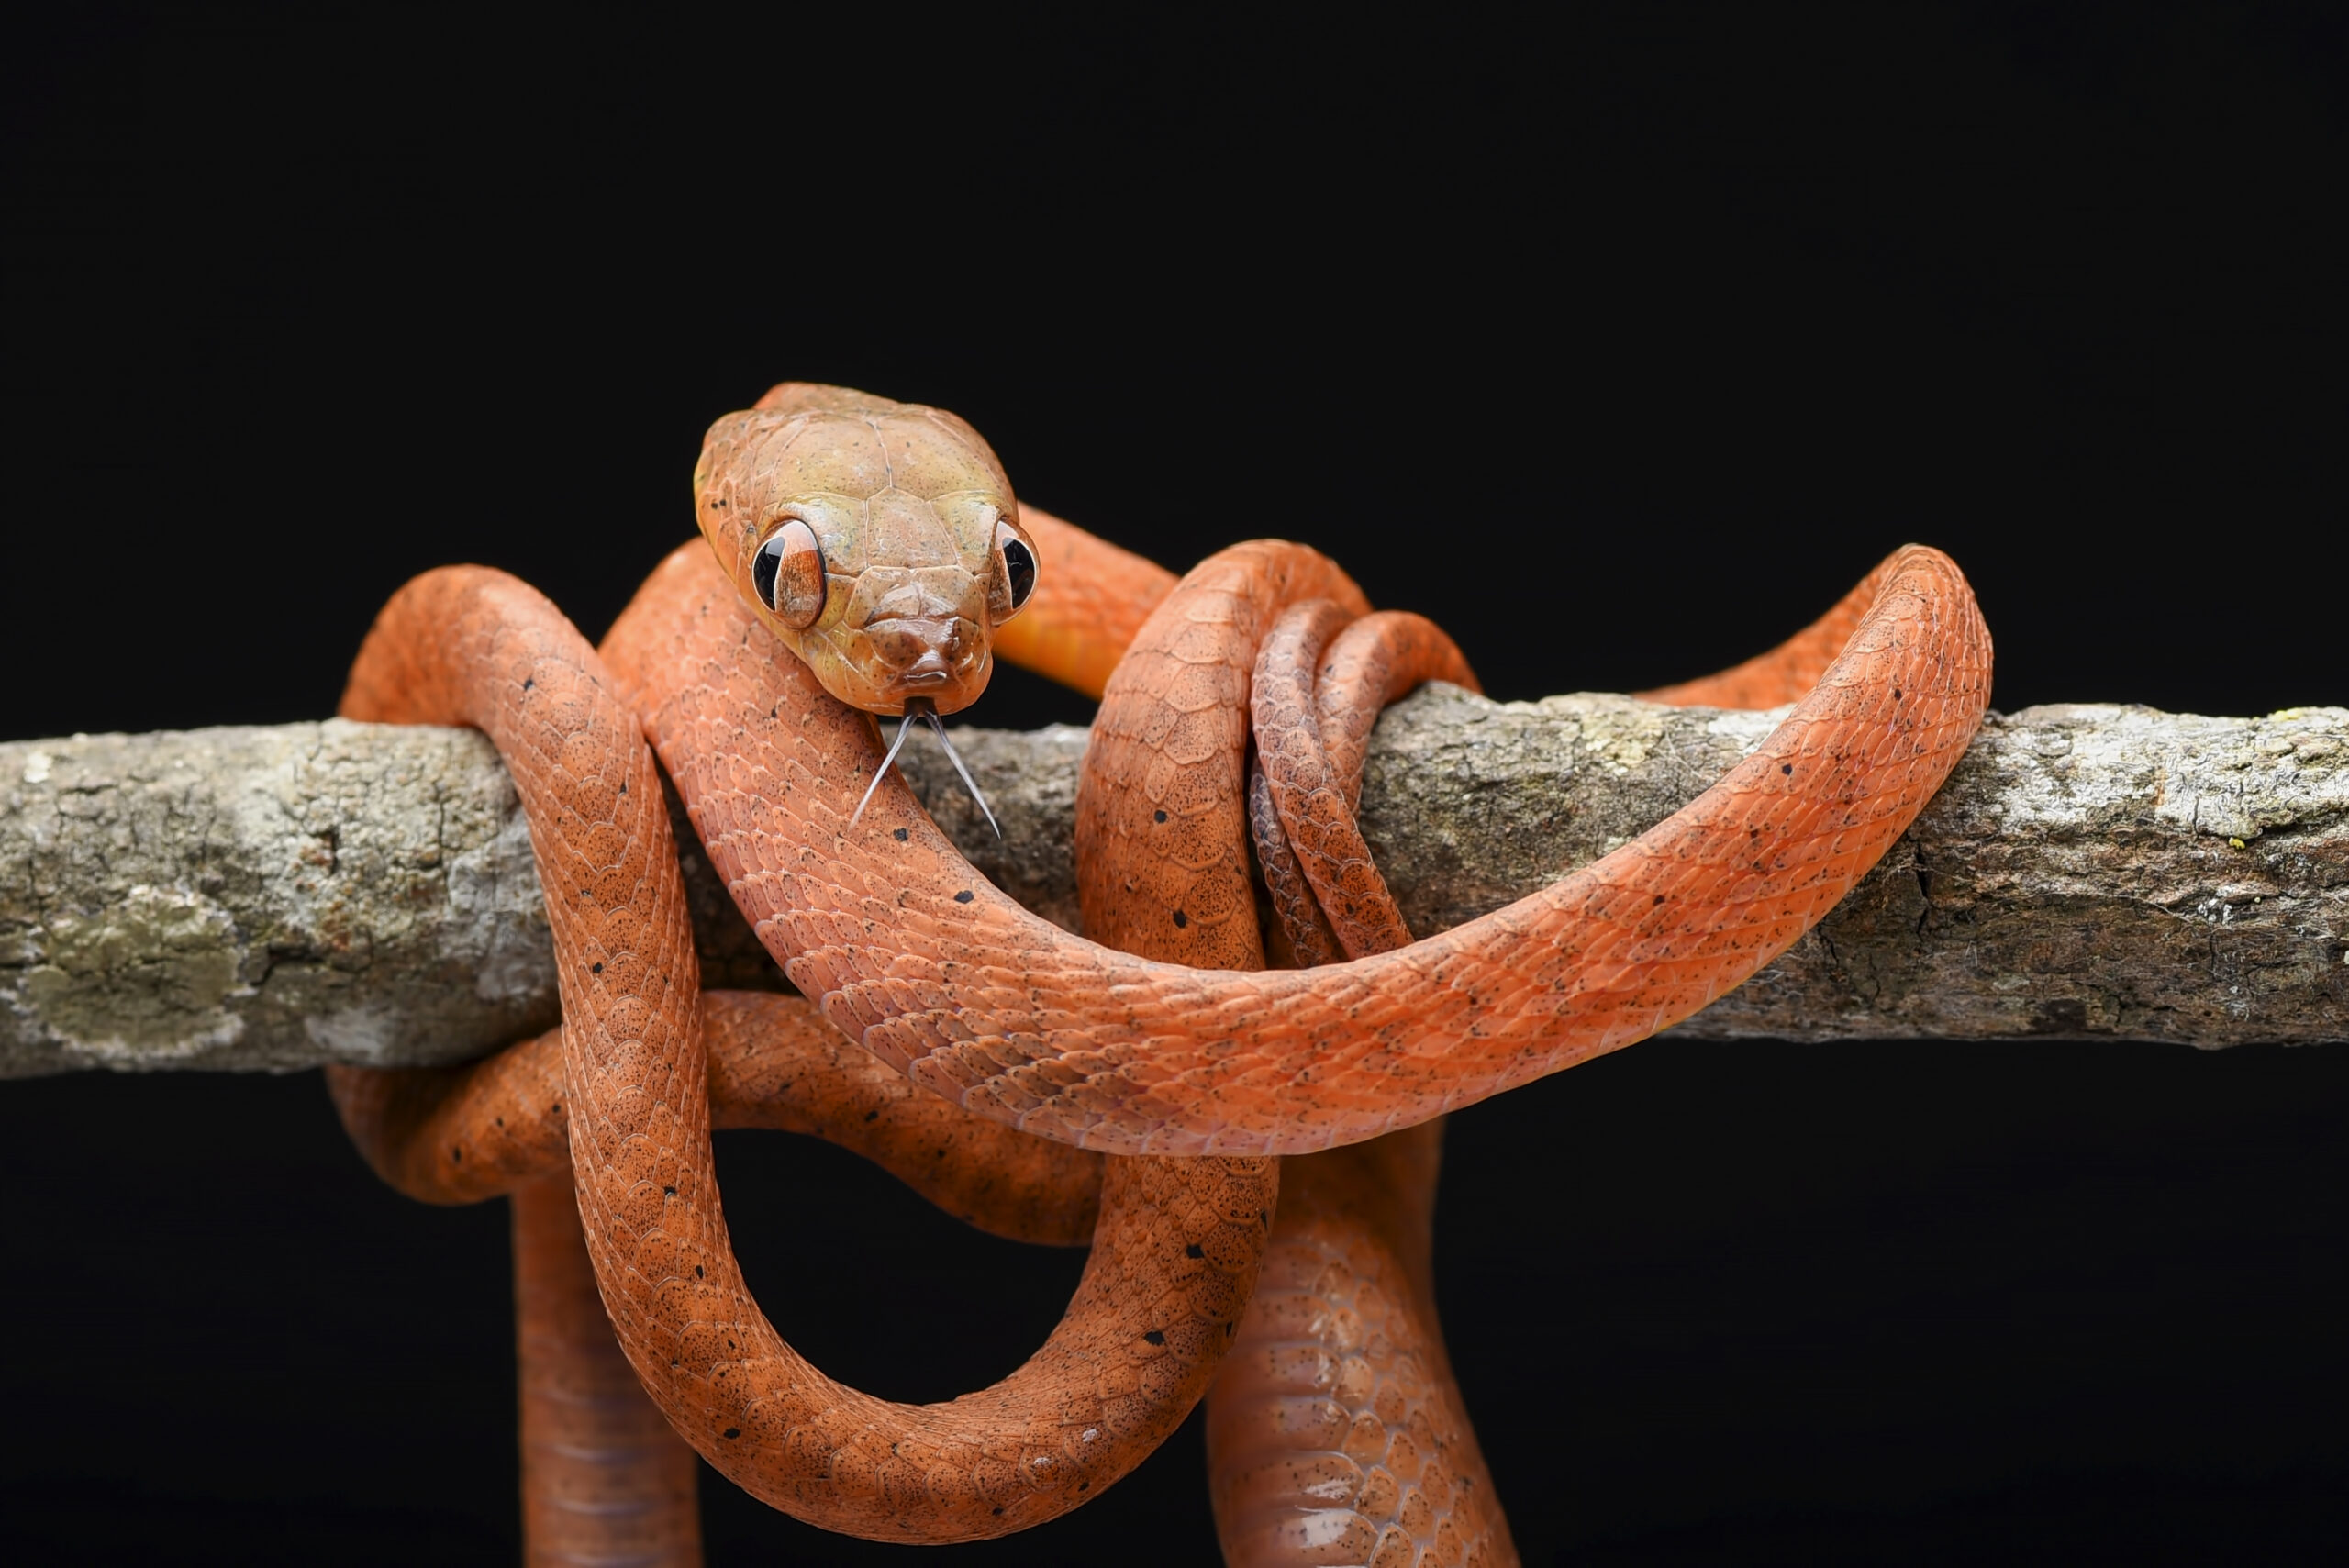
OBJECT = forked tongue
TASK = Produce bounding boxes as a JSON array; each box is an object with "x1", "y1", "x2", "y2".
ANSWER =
[
  {"x1": 918, "y1": 703, "x2": 1001, "y2": 838},
  {"x1": 849, "y1": 696, "x2": 1002, "y2": 838}
]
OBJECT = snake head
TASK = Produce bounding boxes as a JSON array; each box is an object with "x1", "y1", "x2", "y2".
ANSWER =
[{"x1": 694, "y1": 384, "x2": 1039, "y2": 717}]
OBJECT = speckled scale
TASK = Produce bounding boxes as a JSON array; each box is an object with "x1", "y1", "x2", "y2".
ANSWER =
[{"x1": 330, "y1": 991, "x2": 1103, "y2": 1243}]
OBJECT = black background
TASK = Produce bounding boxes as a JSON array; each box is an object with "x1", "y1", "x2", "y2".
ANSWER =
[{"x1": 3, "y1": 5, "x2": 2343, "y2": 1564}]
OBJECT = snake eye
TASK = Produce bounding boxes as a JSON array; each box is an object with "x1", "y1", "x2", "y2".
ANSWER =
[
  {"x1": 752, "y1": 519, "x2": 826, "y2": 629},
  {"x1": 989, "y1": 524, "x2": 1039, "y2": 623}
]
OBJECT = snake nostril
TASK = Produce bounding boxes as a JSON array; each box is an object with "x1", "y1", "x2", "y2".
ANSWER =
[{"x1": 867, "y1": 617, "x2": 966, "y2": 673}]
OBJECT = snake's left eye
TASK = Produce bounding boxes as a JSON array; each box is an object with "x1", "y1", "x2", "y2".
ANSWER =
[
  {"x1": 989, "y1": 522, "x2": 1039, "y2": 623},
  {"x1": 752, "y1": 519, "x2": 827, "y2": 629}
]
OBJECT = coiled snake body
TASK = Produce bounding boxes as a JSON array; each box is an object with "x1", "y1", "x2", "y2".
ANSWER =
[{"x1": 330, "y1": 384, "x2": 1991, "y2": 1563}]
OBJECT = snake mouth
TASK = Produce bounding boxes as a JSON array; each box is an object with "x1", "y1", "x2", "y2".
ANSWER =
[{"x1": 860, "y1": 614, "x2": 985, "y2": 713}]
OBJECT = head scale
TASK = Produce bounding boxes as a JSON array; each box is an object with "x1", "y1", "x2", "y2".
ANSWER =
[{"x1": 693, "y1": 383, "x2": 1039, "y2": 717}]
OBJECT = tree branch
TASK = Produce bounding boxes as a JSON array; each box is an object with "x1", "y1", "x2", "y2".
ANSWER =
[{"x1": 5, "y1": 692, "x2": 2342, "y2": 1076}]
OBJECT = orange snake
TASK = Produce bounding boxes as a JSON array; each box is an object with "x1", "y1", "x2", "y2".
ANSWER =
[{"x1": 328, "y1": 383, "x2": 1991, "y2": 1563}]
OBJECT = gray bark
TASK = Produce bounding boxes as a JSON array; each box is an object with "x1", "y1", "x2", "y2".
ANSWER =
[{"x1": 3, "y1": 694, "x2": 2342, "y2": 1076}]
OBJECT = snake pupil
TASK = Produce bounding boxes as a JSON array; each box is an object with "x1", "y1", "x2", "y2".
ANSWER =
[
  {"x1": 752, "y1": 537, "x2": 782, "y2": 607},
  {"x1": 1002, "y1": 537, "x2": 1037, "y2": 608}
]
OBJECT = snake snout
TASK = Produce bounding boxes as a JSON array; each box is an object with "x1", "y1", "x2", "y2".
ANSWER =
[{"x1": 865, "y1": 615, "x2": 983, "y2": 700}]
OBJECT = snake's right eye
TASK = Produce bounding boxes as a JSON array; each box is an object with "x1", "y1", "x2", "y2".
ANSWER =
[{"x1": 752, "y1": 520, "x2": 827, "y2": 629}]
